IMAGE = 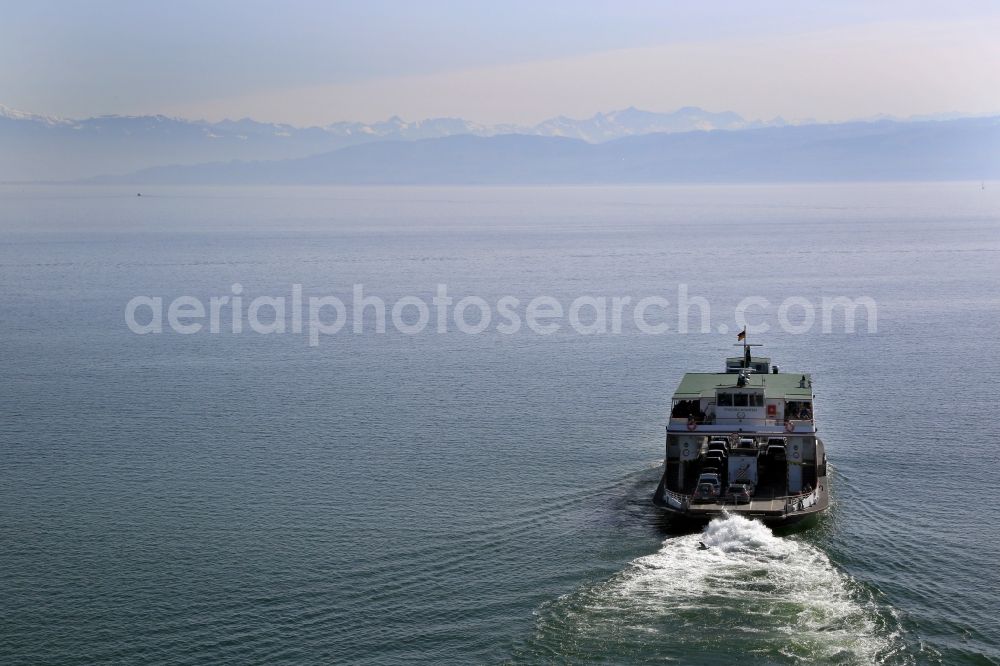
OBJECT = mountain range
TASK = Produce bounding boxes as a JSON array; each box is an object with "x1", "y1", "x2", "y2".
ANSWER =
[
  {"x1": 1, "y1": 105, "x2": 775, "y2": 181},
  {"x1": 3, "y1": 105, "x2": 997, "y2": 184},
  {"x1": 96, "y1": 117, "x2": 1000, "y2": 185}
]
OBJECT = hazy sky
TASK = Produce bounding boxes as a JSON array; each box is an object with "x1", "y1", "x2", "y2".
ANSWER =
[{"x1": 3, "y1": 1, "x2": 1000, "y2": 125}]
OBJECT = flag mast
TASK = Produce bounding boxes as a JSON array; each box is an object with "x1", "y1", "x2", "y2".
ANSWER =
[
  {"x1": 735, "y1": 327, "x2": 760, "y2": 369},
  {"x1": 737, "y1": 327, "x2": 749, "y2": 368}
]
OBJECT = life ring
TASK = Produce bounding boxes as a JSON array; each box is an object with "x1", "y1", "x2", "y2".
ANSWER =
[
  {"x1": 687, "y1": 419, "x2": 697, "y2": 431},
  {"x1": 785, "y1": 420, "x2": 795, "y2": 432}
]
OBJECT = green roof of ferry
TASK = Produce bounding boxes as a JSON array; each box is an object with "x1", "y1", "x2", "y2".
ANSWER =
[{"x1": 672, "y1": 372, "x2": 813, "y2": 400}]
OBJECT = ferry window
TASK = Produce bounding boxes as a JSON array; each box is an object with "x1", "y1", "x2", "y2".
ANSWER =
[
  {"x1": 786, "y1": 401, "x2": 813, "y2": 418},
  {"x1": 717, "y1": 393, "x2": 733, "y2": 406},
  {"x1": 751, "y1": 394, "x2": 764, "y2": 407},
  {"x1": 733, "y1": 394, "x2": 749, "y2": 407}
]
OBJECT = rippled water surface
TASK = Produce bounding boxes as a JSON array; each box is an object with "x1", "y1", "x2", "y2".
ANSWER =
[{"x1": 2, "y1": 183, "x2": 999, "y2": 664}]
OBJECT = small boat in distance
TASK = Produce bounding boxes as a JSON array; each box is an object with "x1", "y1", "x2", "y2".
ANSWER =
[{"x1": 653, "y1": 335, "x2": 829, "y2": 525}]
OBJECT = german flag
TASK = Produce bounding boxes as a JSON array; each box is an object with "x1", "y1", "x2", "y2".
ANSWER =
[{"x1": 737, "y1": 328, "x2": 746, "y2": 341}]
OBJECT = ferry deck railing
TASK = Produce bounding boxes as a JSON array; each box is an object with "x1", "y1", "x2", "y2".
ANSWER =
[
  {"x1": 784, "y1": 489, "x2": 820, "y2": 513},
  {"x1": 660, "y1": 488, "x2": 690, "y2": 511},
  {"x1": 668, "y1": 416, "x2": 815, "y2": 431},
  {"x1": 665, "y1": 486, "x2": 820, "y2": 514}
]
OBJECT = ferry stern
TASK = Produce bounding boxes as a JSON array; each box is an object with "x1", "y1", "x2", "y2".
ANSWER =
[{"x1": 653, "y1": 340, "x2": 830, "y2": 526}]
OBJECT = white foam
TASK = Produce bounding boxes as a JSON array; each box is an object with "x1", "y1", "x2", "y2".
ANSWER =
[{"x1": 531, "y1": 514, "x2": 902, "y2": 662}]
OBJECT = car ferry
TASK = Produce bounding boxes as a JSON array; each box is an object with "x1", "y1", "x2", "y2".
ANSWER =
[{"x1": 653, "y1": 337, "x2": 829, "y2": 525}]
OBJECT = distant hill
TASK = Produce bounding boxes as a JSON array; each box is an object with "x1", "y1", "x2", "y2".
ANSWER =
[
  {"x1": 1, "y1": 105, "x2": 764, "y2": 181},
  {"x1": 97, "y1": 117, "x2": 1000, "y2": 185}
]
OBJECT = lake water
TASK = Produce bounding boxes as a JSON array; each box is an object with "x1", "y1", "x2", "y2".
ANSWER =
[{"x1": 2, "y1": 183, "x2": 999, "y2": 664}]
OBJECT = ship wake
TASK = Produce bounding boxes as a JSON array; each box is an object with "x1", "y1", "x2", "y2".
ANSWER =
[{"x1": 521, "y1": 514, "x2": 905, "y2": 663}]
